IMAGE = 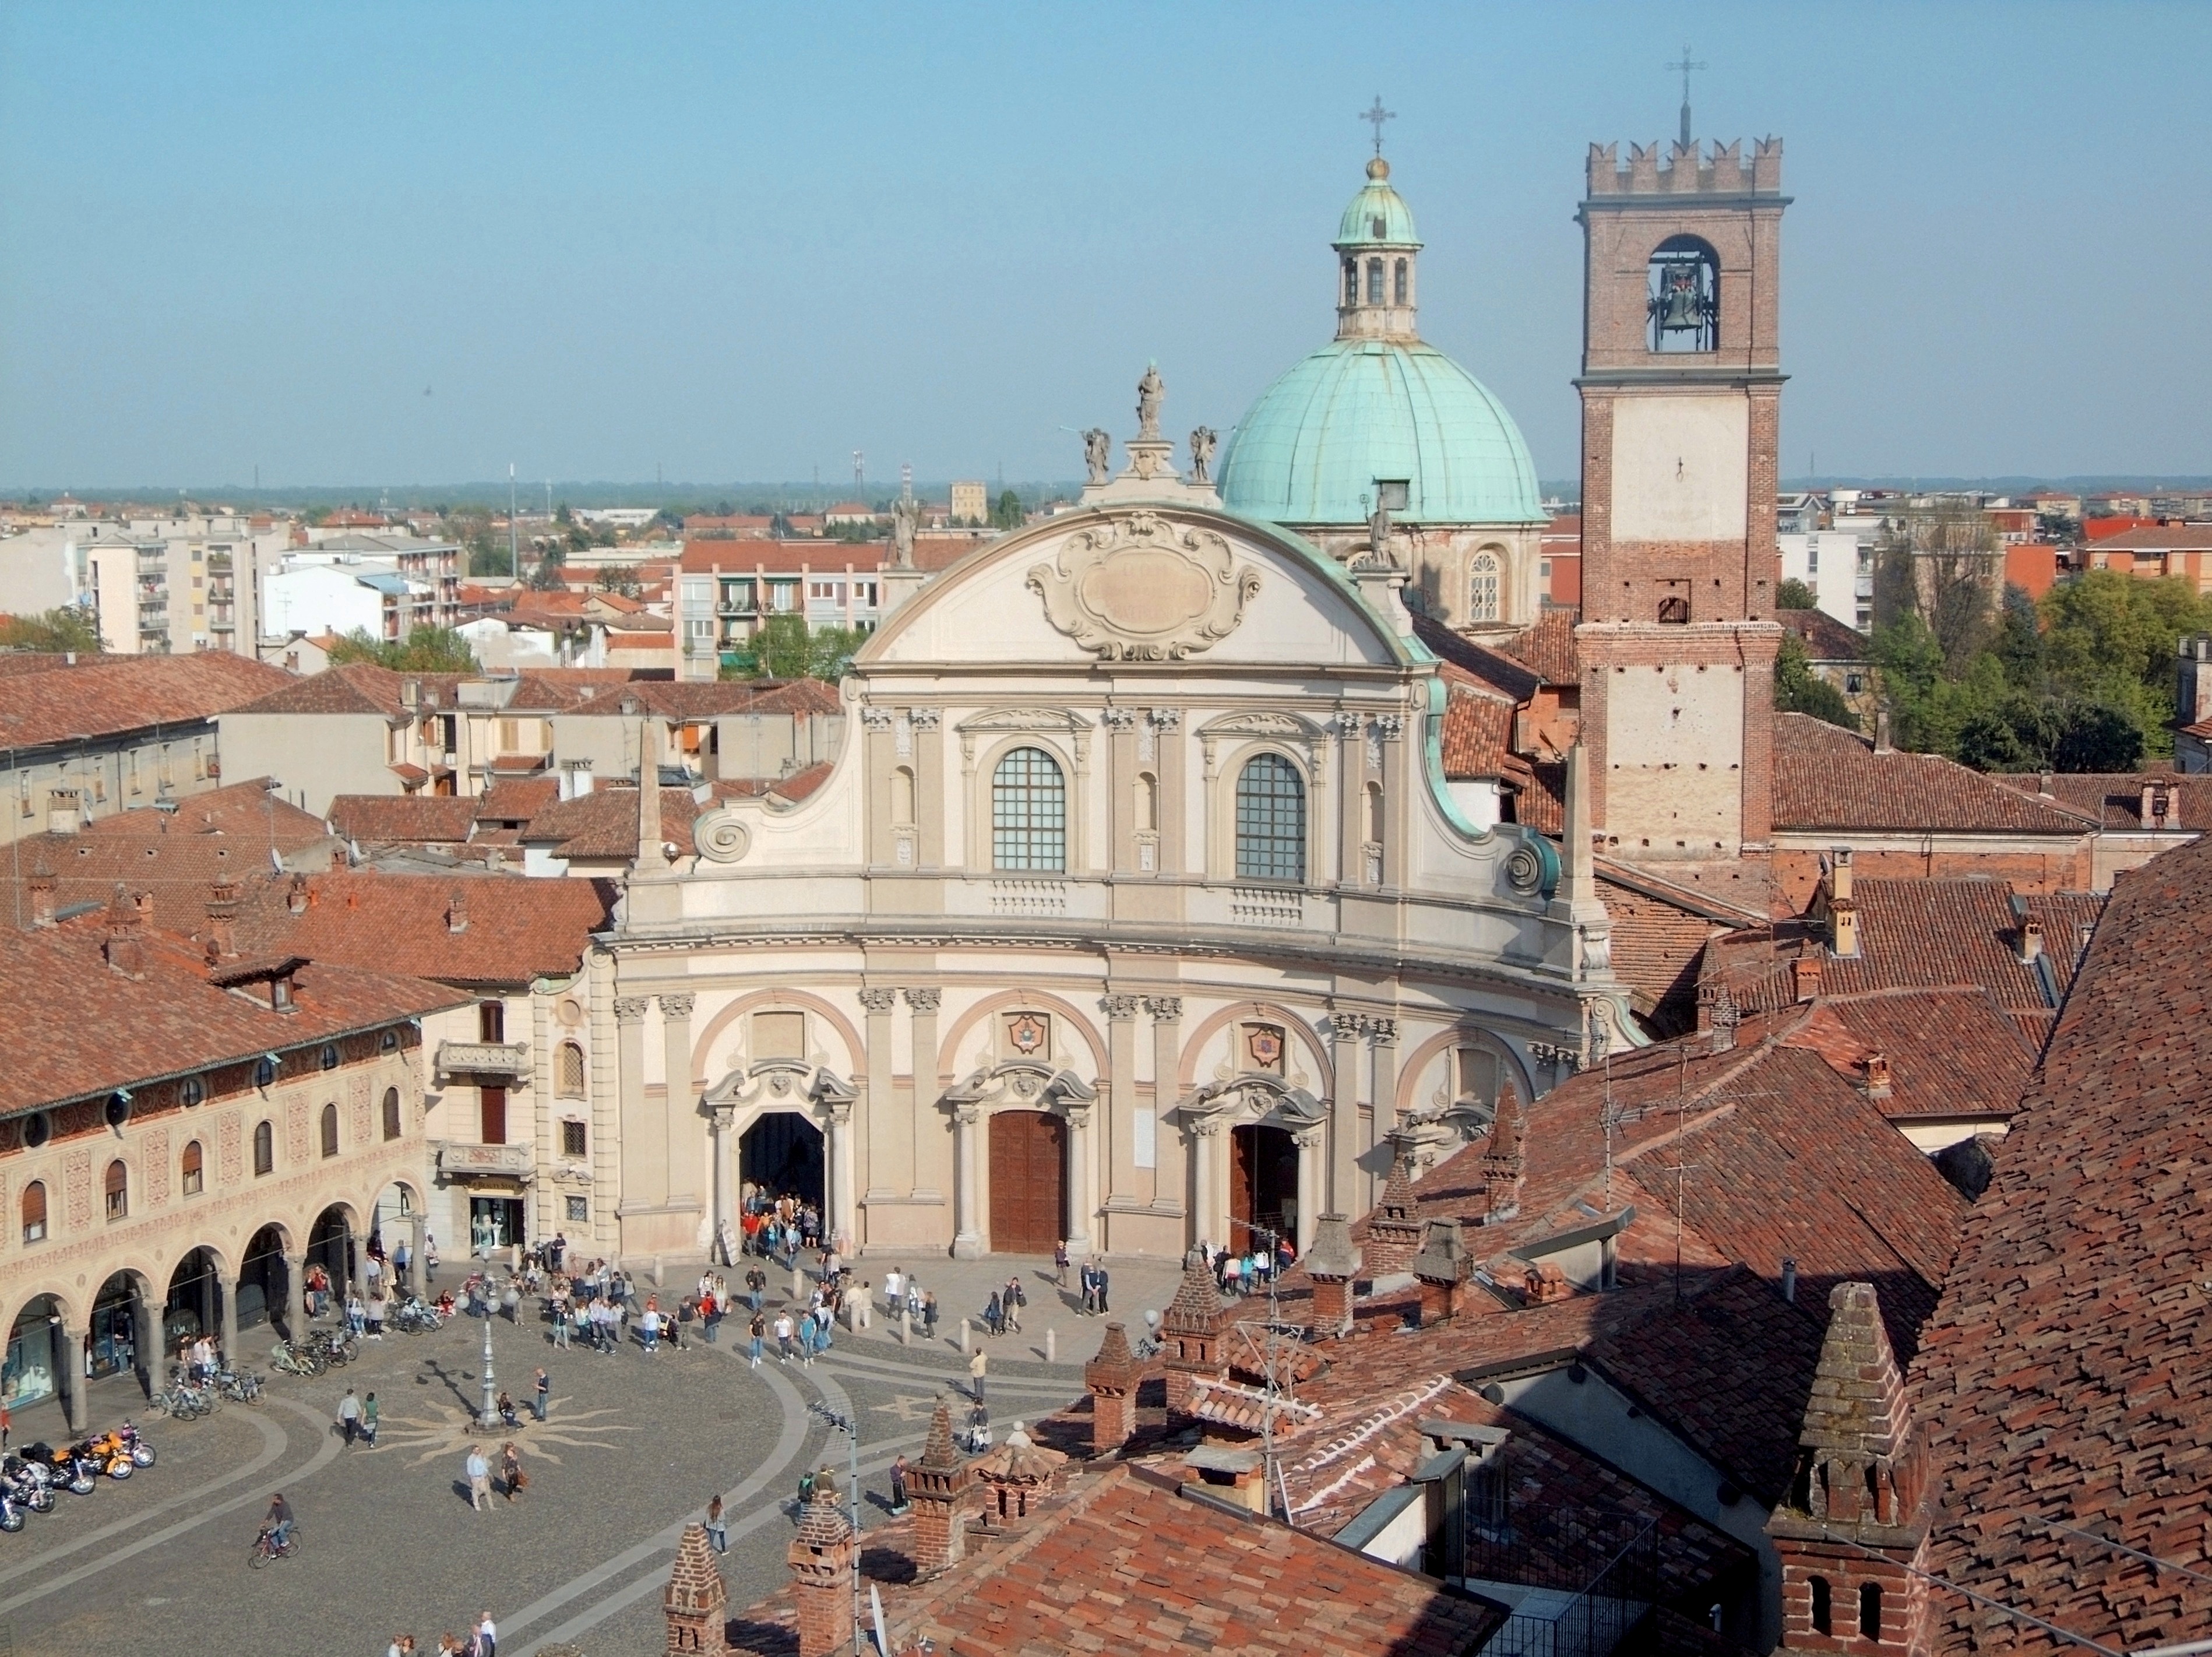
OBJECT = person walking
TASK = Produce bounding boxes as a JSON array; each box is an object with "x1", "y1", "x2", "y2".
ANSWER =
[
  {"x1": 1054, "y1": 1241, "x2": 1070, "y2": 1289},
  {"x1": 465, "y1": 1448, "x2": 491, "y2": 1512},
  {"x1": 774, "y1": 1311, "x2": 795, "y2": 1364},
  {"x1": 475, "y1": 1610, "x2": 499, "y2": 1657},
  {"x1": 984, "y1": 1290, "x2": 1003, "y2": 1339},
  {"x1": 362, "y1": 1391, "x2": 379, "y2": 1448},
  {"x1": 1096, "y1": 1264, "x2": 1110, "y2": 1315},
  {"x1": 1003, "y1": 1275, "x2": 1025, "y2": 1334},
  {"x1": 500, "y1": 1443, "x2": 526, "y2": 1504},
  {"x1": 337, "y1": 1387, "x2": 361, "y2": 1445},
  {"x1": 533, "y1": 1368, "x2": 550, "y2": 1423},
  {"x1": 968, "y1": 1346, "x2": 987, "y2": 1405},
  {"x1": 705, "y1": 1493, "x2": 727, "y2": 1554},
  {"x1": 745, "y1": 1265, "x2": 766, "y2": 1314},
  {"x1": 921, "y1": 1291, "x2": 939, "y2": 1342},
  {"x1": 889, "y1": 1454, "x2": 909, "y2": 1513},
  {"x1": 883, "y1": 1268, "x2": 903, "y2": 1313},
  {"x1": 748, "y1": 1310, "x2": 766, "y2": 1368},
  {"x1": 386, "y1": 1635, "x2": 417, "y2": 1657}
]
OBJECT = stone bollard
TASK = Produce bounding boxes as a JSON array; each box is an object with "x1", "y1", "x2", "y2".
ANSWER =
[
  {"x1": 791, "y1": 1262, "x2": 804, "y2": 1300},
  {"x1": 900, "y1": 1307, "x2": 911, "y2": 1348},
  {"x1": 959, "y1": 1317, "x2": 970, "y2": 1355},
  {"x1": 1045, "y1": 1327, "x2": 1056, "y2": 1364},
  {"x1": 650, "y1": 1255, "x2": 663, "y2": 1289}
]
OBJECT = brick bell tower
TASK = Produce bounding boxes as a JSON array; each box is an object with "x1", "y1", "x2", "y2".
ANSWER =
[{"x1": 1575, "y1": 131, "x2": 1788, "y2": 867}]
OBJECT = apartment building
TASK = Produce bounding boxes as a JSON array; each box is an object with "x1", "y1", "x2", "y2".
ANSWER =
[{"x1": 0, "y1": 515, "x2": 288, "y2": 655}]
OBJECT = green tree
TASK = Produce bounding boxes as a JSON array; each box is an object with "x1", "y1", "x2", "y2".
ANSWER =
[
  {"x1": 0, "y1": 606, "x2": 102, "y2": 653},
  {"x1": 1774, "y1": 631, "x2": 1859, "y2": 731},
  {"x1": 989, "y1": 490, "x2": 1024, "y2": 529},
  {"x1": 1776, "y1": 577, "x2": 1819, "y2": 610},
  {"x1": 1993, "y1": 583, "x2": 2045, "y2": 691},
  {"x1": 327, "y1": 627, "x2": 478, "y2": 672},
  {"x1": 597, "y1": 565, "x2": 643, "y2": 600},
  {"x1": 2049, "y1": 701, "x2": 2145, "y2": 772},
  {"x1": 729, "y1": 615, "x2": 864, "y2": 682}
]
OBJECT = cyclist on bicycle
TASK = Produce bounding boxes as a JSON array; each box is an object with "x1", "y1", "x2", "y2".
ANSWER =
[{"x1": 262, "y1": 1492, "x2": 294, "y2": 1550}]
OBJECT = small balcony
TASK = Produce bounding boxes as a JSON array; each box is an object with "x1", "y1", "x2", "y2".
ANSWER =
[
  {"x1": 435, "y1": 1040, "x2": 533, "y2": 1082},
  {"x1": 436, "y1": 1142, "x2": 534, "y2": 1179}
]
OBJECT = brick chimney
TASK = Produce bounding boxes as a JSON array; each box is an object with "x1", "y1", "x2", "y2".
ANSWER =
[
  {"x1": 1872, "y1": 709, "x2": 1893, "y2": 754},
  {"x1": 660, "y1": 1521, "x2": 728, "y2": 1655},
  {"x1": 1767, "y1": 1282, "x2": 1931, "y2": 1655},
  {"x1": 786, "y1": 1481, "x2": 855, "y2": 1657},
  {"x1": 1523, "y1": 1260, "x2": 1572, "y2": 1304},
  {"x1": 205, "y1": 879, "x2": 241, "y2": 961},
  {"x1": 1084, "y1": 1322, "x2": 1141, "y2": 1454},
  {"x1": 2141, "y1": 778, "x2": 2175, "y2": 831},
  {"x1": 1480, "y1": 1083, "x2": 1527, "y2": 1223},
  {"x1": 1362, "y1": 1148, "x2": 1425, "y2": 1278},
  {"x1": 1303, "y1": 1213, "x2": 1362, "y2": 1339},
  {"x1": 446, "y1": 887, "x2": 469, "y2": 934},
  {"x1": 103, "y1": 885, "x2": 146, "y2": 979},
  {"x1": 287, "y1": 873, "x2": 309, "y2": 916},
  {"x1": 1859, "y1": 1053, "x2": 1892, "y2": 1101},
  {"x1": 2017, "y1": 919, "x2": 2044, "y2": 965},
  {"x1": 906, "y1": 1399, "x2": 974, "y2": 1574},
  {"x1": 1160, "y1": 1255, "x2": 1229, "y2": 1417},
  {"x1": 1411, "y1": 1218, "x2": 1474, "y2": 1326},
  {"x1": 1793, "y1": 948, "x2": 1824, "y2": 1003},
  {"x1": 28, "y1": 861, "x2": 55, "y2": 929},
  {"x1": 972, "y1": 1422, "x2": 1067, "y2": 1529}
]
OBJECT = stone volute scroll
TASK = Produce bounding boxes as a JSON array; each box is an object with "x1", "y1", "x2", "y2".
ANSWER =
[
  {"x1": 1027, "y1": 511, "x2": 1262, "y2": 662},
  {"x1": 691, "y1": 804, "x2": 752, "y2": 864}
]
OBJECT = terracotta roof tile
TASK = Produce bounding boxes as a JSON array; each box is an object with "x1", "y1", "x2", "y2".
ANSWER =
[
  {"x1": 1777, "y1": 607, "x2": 1871, "y2": 662},
  {"x1": 327, "y1": 794, "x2": 480, "y2": 847},
  {"x1": 1994, "y1": 771, "x2": 2196, "y2": 831},
  {"x1": 231, "y1": 870, "x2": 615, "y2": 987},
  {"x1": 1498, "y1": 613, "x2": 1580, "y2": 685},
  {"x1": 79, "y1": 778, "x2": 329, "y2": 846},
  {"x1": 1773, "y1": 715, "x2": 2095, "y2": 833},
  {"x1": 0, "y1": 651, "x2": 294, "y2": 748},
  {"x1": 1913, "y1": 829, "x2": 2212, "y2": 1655},
  {"x1": 1412, "y1": 614, "x2": 1542, "y2": 702}
]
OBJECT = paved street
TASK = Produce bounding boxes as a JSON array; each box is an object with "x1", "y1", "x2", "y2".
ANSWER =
[{"x1": 0, "y1": 1252, "x2": 1185, "y2": 1657}]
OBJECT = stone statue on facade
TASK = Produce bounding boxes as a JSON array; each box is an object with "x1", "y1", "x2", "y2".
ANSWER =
[
  {"x1": 1366, "y1": 496, "x2": 1393, "y2": 564},
  {"x1": 1188, "y1": 426, "x2": 1217, "y2": 486},
  {"x1": 890, "y1": 491, "x2": 919, "y2": 569},
  {"x1": 1082, "y1": 428, "x2": 1112, "y2": 486},
  {"x1": 1136, "y1": 363, "x2": 1164, "y2": 439}
]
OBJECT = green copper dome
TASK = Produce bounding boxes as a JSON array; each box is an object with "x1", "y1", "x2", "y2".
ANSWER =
[
  {"x1": 1335, "y1": 157, "x2": 1421, "y2": 248},
  {"x1": 1217, "y1": 338, "x2": 1545, "y2": 527}
]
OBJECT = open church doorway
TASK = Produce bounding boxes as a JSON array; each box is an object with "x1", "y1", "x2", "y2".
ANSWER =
[
  {"x1": 741, "y1": 1111, "x2": 825, "y2": 1209},
  {"x1": 1231, "y1": 1124, "x2": 1299, "y2": 1249}
]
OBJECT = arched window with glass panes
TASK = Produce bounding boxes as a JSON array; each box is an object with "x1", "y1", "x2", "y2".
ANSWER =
[
  {"x1": 991, "y1": 747, "x2": 1066, "y2": 872},
  {"x1": 1235, "y1": 754, "x2": 1306, "y2": 882},
  {"x1": 1469, "y1": 550, "x2": 1503, "y2": 622}
]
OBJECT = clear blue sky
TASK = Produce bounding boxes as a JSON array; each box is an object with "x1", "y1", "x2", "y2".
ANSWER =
[{"x1": 3, "y1": 2, "x2": 2207, "y2": 492}]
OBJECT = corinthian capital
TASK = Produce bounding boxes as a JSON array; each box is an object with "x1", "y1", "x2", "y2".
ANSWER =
[
  {"x1": 658, "y1": 992, "x2": 695, "y2": 1021},
  {"x1": 904, "y1": 987, "x2": 942, "y2": 1014},
  {"x1": 858, "y1": 988, "x2": 899, "y2": 1014},
  {"x1": 1102, "y1": 994, "x2": 1142, "y2": 1021},
  {"x1": 1143, "y1": 995, "x2": 1182, "y2": 1022},
  {"x1": 1329, "y1": 1010, "x2": 1366, "y2": 1042},
  {"x1": 612, "y1": 996, "x2": 651, "y2": 1024}
]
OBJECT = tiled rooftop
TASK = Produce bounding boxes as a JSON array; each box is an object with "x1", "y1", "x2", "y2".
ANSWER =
[
  {"x1": 0, "y1": 650, "x2": 294, "y2": 748},
  {"x1": 1771, "y1": 714, "x2": 2095, "y2": 834}
]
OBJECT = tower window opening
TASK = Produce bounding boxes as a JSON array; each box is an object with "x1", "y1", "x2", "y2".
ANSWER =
[
  {"x1": 1470, "y1": 550, "x2": 1503, "y2": 622},
  {"x1": 1343, "y1": 258, "x2": 1359, "y2": 307},
  {"x1": 1648, "y1": 235, "x2": 1720, "y2": 352},
  {"x1": 1859, "y1": 1582, "x2": 1883, "y2": 1638},
  {"x1": 1365, "y1": 258, "x2": 1385, "y2": 305},
  {"x1": 1809, "y1": 1577, "x2": 1832, "y2": 1637},
  {"x1": 1393, "y1": 258, "x2": 1408, "y2": 304}
]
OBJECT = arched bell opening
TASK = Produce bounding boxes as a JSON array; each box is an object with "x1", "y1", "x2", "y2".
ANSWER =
[{"x1": 741, "y1": 1111, "x2": 825, "y2": 1211}]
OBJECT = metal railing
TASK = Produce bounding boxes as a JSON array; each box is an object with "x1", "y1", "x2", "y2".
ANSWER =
[{"x1": 1470, "y1": 1511, "x2": 1658, "y2": 1657}]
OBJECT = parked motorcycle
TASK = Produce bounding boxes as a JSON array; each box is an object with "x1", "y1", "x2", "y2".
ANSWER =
[
  {"x1": 0, "y1": 1459, "x2": 52, "y2": 1514},
  {"x1": 0, "y1": 1491, "x2": 23, "y2": 1532},
  {"x1": 24, "y1": 1444, "x2": 95, "y2": 1497},
  {"x1": 114, "y1": 1422, "x2": 156, "y2": 1467}
]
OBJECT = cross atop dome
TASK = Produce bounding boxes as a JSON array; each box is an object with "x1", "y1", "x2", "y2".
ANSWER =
[{"x1": 1359, "y1": 95, "x2": 1395, "y2": 157}]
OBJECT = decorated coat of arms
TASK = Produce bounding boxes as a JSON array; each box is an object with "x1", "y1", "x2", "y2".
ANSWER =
[
  {"x1": 1246, "y1": 1025, "x2": 1285, "y2": 1070},
  {"x1": 1006, "y1": 1014, "x2": 1048, "y2": 1057}
]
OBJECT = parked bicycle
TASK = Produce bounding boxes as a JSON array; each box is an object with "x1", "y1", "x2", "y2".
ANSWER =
[
  {"x1": 214, "y1": 1368, "x2": 264, "y2": 1405},
  {"x1": 268, "y1": 1342, "x2": 326, "y2": 1378},
  {"x1": 390, "y1": 1297, "x2": 446, "y2": 1335},
  {"x1": 151, "y1": 1384, "x2": 216, "y2": 1420}
]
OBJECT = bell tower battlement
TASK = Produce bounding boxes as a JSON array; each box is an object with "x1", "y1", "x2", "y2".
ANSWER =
[
  {"x1": 1585, "y1": 137, "x2": 1784, "y2": 198},
  {"x1": 1573, "y1": 130, "x2": 1790, "y2": 868}
]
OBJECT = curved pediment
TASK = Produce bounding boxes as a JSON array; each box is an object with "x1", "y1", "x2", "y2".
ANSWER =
[{"x1": 860, "y1": 502, "x2": 1412, "y2": 672}]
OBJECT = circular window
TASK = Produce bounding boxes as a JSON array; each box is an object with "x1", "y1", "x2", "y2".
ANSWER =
[
  {"x1": 181, "y1": 1075, "x2": 205, "y2": 1107},
  {"x1": 320, "y1": 1043, "x2": 339, "y2": 1071},
  {"x1": 255, "y1": 1056, "x2": 277, "y2": 1088},
  {"x1": 22, "y1": 1113, "x2": 50, "y2": 1149}
]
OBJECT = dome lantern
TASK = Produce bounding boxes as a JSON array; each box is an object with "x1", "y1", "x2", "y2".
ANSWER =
[{"x1": 1333, "y1": 158, "x2": 1422, "y2": 343}]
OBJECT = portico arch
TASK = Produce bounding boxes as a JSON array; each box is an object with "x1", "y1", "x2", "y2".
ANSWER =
[
  {"x1": 934, "y1": 988, "x2": 1107, "y2": 1089},
  {"x1": 1175, "y1": 1001, "x2": 1334, "y2": 1097},
  {"x1": 1176, "y1": 1072, "x2": 1330, "y2": 1258},
  {"x1": 163, "y1": 1246, "x2": 228, "y2": 1355},
  {"x1": 691, "y1": 989, "x2": 865, "y2": 1090},
  {"x1": 942, "y1": 1061, "x2": 1098, "y2": 1260},
  {"x1": 700, "y1": 1058, "x2": 858, "y2": 1256},
  {"x1": 3, "y1": 1290, "x2": 73, "y2": 1422}
]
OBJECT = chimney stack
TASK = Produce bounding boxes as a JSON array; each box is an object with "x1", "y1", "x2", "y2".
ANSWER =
[
  {"x1": 1411, "y1": 1218, "x2": 1474, "y2": 1326},
  {"x1": 2019, "y1": 918, "x2": 2044, "y2": 965},
  {"x1": 446, "y1": 888, "x2": 469, "y2": 934},
  {"x1": 1829, "y1": 845, "x2": 1853, "y2": 903},
  {"x1": 45, "y1": 787, "x2": 80, "y2": 835},
  {"x1": 1781, "y1": 1257, "x2": 1798, "y2": 1303},
  {"x1": 1829, "y1": 900, "x2": 1860, "y2": 959},
  {"x1": 1480, "y1": 1084, "x2": 1527, "y2": 1222},
  {"x1": 29, "y1": 861, "x2": 56, "y2": 929},
  {"x1": 905, "y1": 1399, "x2": 974, "y2": 1573},
  {"x1": 1303, "y1": 1214, "x2": 1362, "y2": 1338},
  {"x1": 1792, "y1": 949, "x2": 1824, "y2": 1003},
  {"x1": 785, "y1": 1482, "x2": 855, "y2": 1657},
  {"x1": 660, "y1": 1522, "x2": 729, "y2": 1656},
  {"x1": 1872, "y1": 709, "x2": 1893, "y2": 754},
  {"x1": 1860, "y1": 1053, "x2": 1892, "y2": 1100},
  {"x1": 103, "y1": 885, "x2": 146, "y2": 979},
  {"x1": 287, "y1": 873, "x2": 309, "y2": 916},
  {"x1": 1084, "y1": 1322, "x2": 1142, "y2": 1455},
  {"x1": 1160, "y1": 1255, "x2": 1230, "y2": 1418}
]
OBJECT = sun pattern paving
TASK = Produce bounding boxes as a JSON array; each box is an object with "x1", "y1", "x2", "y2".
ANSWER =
[{"x1": 376, "y1": 1397, "x2": 634, "y2": 1466}]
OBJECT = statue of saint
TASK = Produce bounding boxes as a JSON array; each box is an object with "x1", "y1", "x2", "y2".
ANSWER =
[
  {"x1": 890, "y1": 493, "x2": 918, "y2": 569},
  {"x1": 1136, "y1": 363, "x2": 1164, "y2": 439},
  {"x1": 1367, "y1": 498, "x2": 1393, "y2": 563},
  {"x1": 1082, "y1": 427, "x2": 1112, "y2": 486},
  {"x1": 1188, "y1": 426, "x2": 1217, "y2": 486}
]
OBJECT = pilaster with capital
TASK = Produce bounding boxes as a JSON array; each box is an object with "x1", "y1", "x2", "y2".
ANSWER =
[
  {"x1": 659, "y1": 993, "x2": 700, "y2": 1214},
  {"x1": 825, "y1": 1093, "x2": 857, "y2": 1252},
  {"x1": 861, "y1": 988, "x2": 900, "y2": 1209},
  {"x1": 1327, "y1": 1010, "x2": 1365, "y2": 1218},
  {"x1": 1292, "y1": 1125, "x2": 1326, "y2": 1257},
  {"x1": 950, "y1": 1101, "x2": 984, "y2": 1260},
  {"x1": 1367, "y1": 1016, "x2": 1400, "y2": 1217},
  {"x1": 906, "y1": 987, "x2": 944, "y2": 1200},
  {"x1": 613, "y1": 995, "x2": 661, "y2": 1213},
  {"x1": 1146, "y1": 995, "x2": 1184, "y2": 1220},
  {"x1": 1103, "y1": 995, "x2": 1142, "y2": 1218},
  {"x1": 1189, "y1": 1118, "x2": 1227, "y2": 1257},
  {"x1": 1063, "y1": 1103, "x2": 1095, "y2": 1257}
]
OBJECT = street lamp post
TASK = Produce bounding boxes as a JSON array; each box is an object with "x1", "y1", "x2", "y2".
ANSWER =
[{"x1": 477, "y1": 1308, "x2": 499, "y2": 1431}]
